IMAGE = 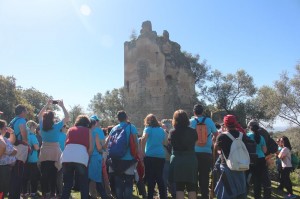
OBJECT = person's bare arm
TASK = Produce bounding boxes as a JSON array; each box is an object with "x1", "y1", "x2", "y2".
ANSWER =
[
  {"x1": 38, "y1": 100, "x2": 52, "y2": 121},
  {"x1": 0, "y1": 137, "x2": 6, "y2": 157},
  {"x1": 58, "y1": 100, "x2": 70, "y2": 124},
  {"x1": 6, "y1": 127, "x2": 16, "y2": 144},
  {"x1": 140, "y1": 132, "x2": 148, "y2": 157},
  {"x1": 33, "y1": 144, "x2": 39, "y2": 151},
  {"x1": 262, "y1": 145, "x2": 267, "y2": 154}
]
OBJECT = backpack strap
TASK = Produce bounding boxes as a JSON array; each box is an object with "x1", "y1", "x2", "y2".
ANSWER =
[
  {"x1": 223, "y1": 131, "x2": 242, "y2": 141},
  {"x1": 9, "y1": 117, "x2": 21, "y2": 138},
  {"x1": 195, "y1": 117, "x2": 206, "y2": 124}
]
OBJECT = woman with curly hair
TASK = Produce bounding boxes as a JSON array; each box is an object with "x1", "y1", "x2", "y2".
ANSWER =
[
  {"x1": 38, "y1": 99, "x2": 69, "y2": 198},
  {"x1": 141, "y1": 114, "x2": 166, "y2": 199}
]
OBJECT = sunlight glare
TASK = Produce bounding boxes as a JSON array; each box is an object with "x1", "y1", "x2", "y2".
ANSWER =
[{"x1": 80, "y1": 4, "x2": 91, "y2": 16}]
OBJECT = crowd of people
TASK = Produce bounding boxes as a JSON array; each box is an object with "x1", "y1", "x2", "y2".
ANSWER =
[{"x1": 0, "y1": 102, "x2": 297, "y2": 199}]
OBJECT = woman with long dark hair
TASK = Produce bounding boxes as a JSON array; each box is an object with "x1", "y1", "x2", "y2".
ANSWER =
[
  {"x1": 247, "y1": 123, "x2": 271, "y2": 199},
  {"x1": 141, "y1": 114, "x2": 166, "y2": 199},
  {"x1": 278, "y1": 136, "x2": 296, "y2": 199},
  {"x1": 169, "y1": 110, "x2": 198, "y2": 199},
  {"x1": 38, "y1": 100, "x2": 69, "y2": 198}
]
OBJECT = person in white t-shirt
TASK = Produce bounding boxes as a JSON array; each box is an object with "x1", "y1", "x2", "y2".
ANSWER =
[{"x1": 278, "y1": 136, "x2": 296, "y2": 199}]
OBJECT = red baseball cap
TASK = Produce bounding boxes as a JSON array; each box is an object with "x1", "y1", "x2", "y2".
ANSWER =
[{"x1": 223, "y1": 114, "x2": 237, "y2": 127}]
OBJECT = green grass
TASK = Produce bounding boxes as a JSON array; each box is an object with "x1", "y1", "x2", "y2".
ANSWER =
[{"x1": 69, "y1": 180, "x2": 300, "y2": 199}]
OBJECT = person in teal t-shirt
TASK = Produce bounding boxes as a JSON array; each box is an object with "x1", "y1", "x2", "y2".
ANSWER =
[
  {"x1": 141, "y1": 113, "x2": 166, "y2": 199},
  {"x1": 22, "y1": 120, "x2": 40, "y2": 197},
  {"x1": 88, "y1": 115, "x2": 107, "y2": 199},
  {"x1": 38, "y1": 99, "x2": 69, "y2": 198},
  {"x1": 247, "y1": 122, "x2": 271, "y2": 199}
]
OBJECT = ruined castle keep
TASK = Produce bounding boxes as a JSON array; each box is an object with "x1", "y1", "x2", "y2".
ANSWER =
[{"x1": 124, "y1": 21, "x2": 197, "y2": 131}]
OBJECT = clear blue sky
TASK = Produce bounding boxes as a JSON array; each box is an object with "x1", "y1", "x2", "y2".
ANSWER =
[{"x1": 1, "y1": 0, "x2": 300, "y2": 117}]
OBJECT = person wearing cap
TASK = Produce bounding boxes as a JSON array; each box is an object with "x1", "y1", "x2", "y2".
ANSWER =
[
  {"x1": 88, "y1": 115, "x2": 108, "y2": 199},
  {"x1": 214, "y1": 115, "x2": 249, "y2": 199},
  {"x1": 106, "y1": 110, "x2": 138, "y2": 199},
  {"x1": 189, "y1": 104, "x2": 218, "y2": 199}
]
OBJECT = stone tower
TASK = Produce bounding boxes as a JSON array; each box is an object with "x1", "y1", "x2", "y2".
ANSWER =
[{"x1": 124, "y1": 21, "x2": 197, "y2": 131}]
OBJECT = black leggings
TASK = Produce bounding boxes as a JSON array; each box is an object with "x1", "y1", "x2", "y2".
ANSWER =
[
  {"x1": 282, "y1": 167, "x2": 293, "y2": 194},
  {"x1": 41, "y1": 161, "x2": 57, "y2": 196},
  {"x1": 22, "y1": 163, "x2": 40, "y2": 194},
  {"x1": 144, "y1": 157, "x2": 166, "y2": 199}
]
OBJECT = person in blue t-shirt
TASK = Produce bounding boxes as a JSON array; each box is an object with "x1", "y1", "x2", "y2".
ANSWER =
[
  {"x1": 247, "y1": 123, "x2": 271, "y2": 199},
  {"x1": 106, "y1": 110, "x2": 138, "y2": 199},
  {"x1": 22, "y1": 120, "x2": 40, "y2": 198},
  {"x1": 8, "y1": 104, "x2": 28, "y2": 199},
  {"x1": 38, "y1": 99, "x2": 69, "y2": 198},
  {"x1": 141, "y1": 113, "x2": 166, "y2": 199},
  {"x1": 189, "y1": 104, "x2": 218, "y2": 198},
  {"x1": 88, "y1": 115, "x2": 108, "y2": 199}
]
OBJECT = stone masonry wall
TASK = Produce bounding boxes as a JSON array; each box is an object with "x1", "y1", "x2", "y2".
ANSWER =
[{"x1": 124, "y1": 21, "x2": 197, "y2": 132}]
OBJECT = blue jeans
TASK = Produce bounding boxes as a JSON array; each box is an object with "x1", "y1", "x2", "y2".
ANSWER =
[
  {"x1": 61, "y1": 163, "x2": 89, "y2": 199},
  {"x1": 114, "y1": 174, "x2": 134, "y2": 199}
]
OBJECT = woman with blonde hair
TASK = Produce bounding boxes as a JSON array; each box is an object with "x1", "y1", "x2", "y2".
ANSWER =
[
  {"x1": 169, "y1": 110, "x2": 198, "y2": 199},
  {"x1": 141, "y1": 114, "x2": 166, "y2": 199},
  {"x1": 21, "y1": 120, "x2": 40, "y2": 198}
]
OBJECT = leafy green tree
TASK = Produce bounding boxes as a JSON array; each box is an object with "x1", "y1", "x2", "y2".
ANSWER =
[
  {"x1": 69, "y1": 105, "x2": 86, "y2": 125},
  {"x1": 19, "y1": 87, "x2": 53, "y2": 119},
  {"x1": 88, "y1": 88, "x2": 124, "y2": 127},
  {"x1": 257, "y1": 64, "x2": 300, "y2": 127},
  {"x1": 183, "y1": 52, "x2": 209, "y2": 86},
  {"x1": 0, "y1": 76, "x2": 18, "y2": 121},
  {"x1": 200, "y1": 69, "x2": 257, "y2": 113},
  {"x1": 0, "y1": 75, "x2": 36, "y2": 121}
]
